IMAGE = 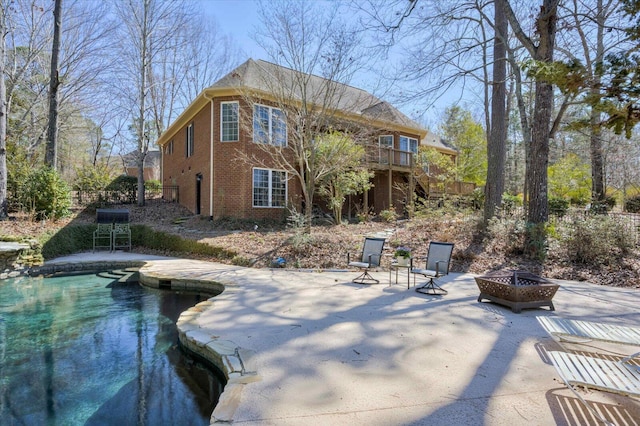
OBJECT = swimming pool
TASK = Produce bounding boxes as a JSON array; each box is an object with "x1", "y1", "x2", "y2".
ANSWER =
[{"x1": 0, "y1": 273, "x2": 224, "y2": 425}]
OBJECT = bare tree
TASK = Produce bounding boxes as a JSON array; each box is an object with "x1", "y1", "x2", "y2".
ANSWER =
[
  {"x1": 45, "y1": 0, "x2": 62, "y2": 169},
  {"x1": 0, "y1": 1, "x2": 8, "y2": 219},
  {"x1": 240, "y1": 0, "x2": 368, "y2": 232},
  {"x1": 484, "y1": 0, "x2": 507, "y2": 222},
  {"x1": 113, "y1": 0, "x2": 188, "y2": 206}
]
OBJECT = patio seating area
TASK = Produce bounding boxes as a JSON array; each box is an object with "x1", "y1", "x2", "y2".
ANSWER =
[{"x1": 44, "y1": 252, "x2": 640, "y2": 425}]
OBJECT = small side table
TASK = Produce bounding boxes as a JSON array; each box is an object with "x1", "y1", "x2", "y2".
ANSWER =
[{"x1": 389, "y1": 259, "x2": 412, "y2": 289}]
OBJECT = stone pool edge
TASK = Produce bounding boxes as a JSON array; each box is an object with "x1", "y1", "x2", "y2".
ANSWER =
[
  {"x1": 136, "y1": 263, "x2": 260, "y2": 424},
  {"x1": 30, "y1": 259, "x2": 257, "y2": 425}
]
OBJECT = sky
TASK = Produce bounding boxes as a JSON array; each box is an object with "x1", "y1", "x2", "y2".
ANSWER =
[
  {"x1": 198, "y1": 0, "x2": 471, "y2": 129},
  {"x1": 201, "y1": 0, "x2": 264, "y2": 59}
]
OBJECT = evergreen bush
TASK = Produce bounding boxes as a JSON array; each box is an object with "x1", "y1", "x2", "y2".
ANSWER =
[
  {"x1": 625, "y1": 195, "x2": 640, "y2": 213},
  {"x1": 106, "y1": 175, "x2": 137, "y2": 203},
  {"x1": 548, "y1": 197, "x2": 569, "y2": 217},
  {"x1": 20, "y1": 167, "x2": 72, "y2": 220}
]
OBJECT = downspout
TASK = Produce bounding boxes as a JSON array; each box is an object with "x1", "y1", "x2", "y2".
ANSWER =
[{"x1": 204, "y1": 92, "x2": 214, "y2": 220}]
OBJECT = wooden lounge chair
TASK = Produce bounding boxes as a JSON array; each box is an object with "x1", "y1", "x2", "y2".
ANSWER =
[
  {"x1": 538, "y1": 317, "x2": 640, "y2": 347},
  {"x1": 547, "y1": 350, "x2": 640, "y2": 425}
]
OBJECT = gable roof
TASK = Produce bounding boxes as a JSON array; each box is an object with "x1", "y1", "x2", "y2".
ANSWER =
[{"x1": 157, "y1": 58, "x2": 426, "y2": 146}]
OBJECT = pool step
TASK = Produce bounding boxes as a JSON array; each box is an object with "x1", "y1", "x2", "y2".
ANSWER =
[{"x1": 98, "y1": 269, "x2": 139, "y2": 283}]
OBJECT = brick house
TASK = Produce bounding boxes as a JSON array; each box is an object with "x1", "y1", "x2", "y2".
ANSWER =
[
  {"x1": 122, "y1": 150, "x2": 161, "y2": 181},
  {"x1": 155, "y1": 59, "x2": 467, "y2": 220}
]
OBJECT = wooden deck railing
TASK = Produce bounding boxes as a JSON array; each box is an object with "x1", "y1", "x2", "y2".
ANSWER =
[{"x1": 363, "y1": 145, "x2": 414, "y2": 169}]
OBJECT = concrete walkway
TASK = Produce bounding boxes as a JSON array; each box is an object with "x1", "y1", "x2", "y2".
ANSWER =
[{"x1": 47, "y1": 252, "x2": 640, "y2": 425}]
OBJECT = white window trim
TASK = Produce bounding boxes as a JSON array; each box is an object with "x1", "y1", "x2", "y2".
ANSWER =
[
  {"x1": 186, "y1": 123, "x2": 194, "y2": 157},
  {"x1": 253, "y1": 103, "x2": 287, "y2": 146},
  {"x1": 399, "y1": 135, "x2": 419, "y2": 153},
  {"x1": 220, "y1": 101, "x2": 239, "y2": 142},
  {"x1": 252, "y1": 167, "x2": 287, "y2": 208},
  {"x1": 378, "y1": 135, "x2": 393, "y2": 148}
]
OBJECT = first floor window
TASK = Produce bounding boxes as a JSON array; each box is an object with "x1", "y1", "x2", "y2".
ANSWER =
[{"x1": 253, "y1": 168, "x2": 287, "y2": 207}]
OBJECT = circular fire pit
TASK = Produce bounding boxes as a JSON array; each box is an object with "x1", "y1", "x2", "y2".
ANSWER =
[{"x1": 475, "y1": 270, "x2": 559, "y2": 313}]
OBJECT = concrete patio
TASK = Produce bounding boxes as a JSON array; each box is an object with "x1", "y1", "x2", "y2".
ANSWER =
[{"x1": 47, "y1": 253, "x2": 640, "y2": 425}]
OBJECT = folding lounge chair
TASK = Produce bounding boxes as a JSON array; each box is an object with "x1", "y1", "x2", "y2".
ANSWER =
[
  {"x1": 538, "y1": 317, "x2": 640, "y2": 347},
  {"x1": 411, "y1": 241, "x2": 454, "y2": 295},
  {"x1": 547, "y1": 350, "x2": 640, "y2": 425},
  {"x1": 348, "y1": 237, "x2": 385, "y2": 284}
]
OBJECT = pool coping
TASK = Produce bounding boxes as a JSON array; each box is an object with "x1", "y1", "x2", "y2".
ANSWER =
[{"x1": 30, "y1": 258, "x2": 252, "y2": 424}]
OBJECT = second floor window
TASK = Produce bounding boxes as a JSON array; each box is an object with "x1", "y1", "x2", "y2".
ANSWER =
[
  {"x1": 378, "y1": 135, "x2": 394, "y2": 164},
  {"x1": 221, "y1": 102, "x2": 239, "y2": 142},
  {"x1": 165, "y1": 140, "x2": 174, "y2": 155},
  {"x1": 186, "y1": 123, "x2": 194, "y2": 157},
  {"x1": 253, "y1": 104, "x2": 286, "y2": 146},
  {"x1": 399, "y1": 135, "x2": 418, "y2": 166}
]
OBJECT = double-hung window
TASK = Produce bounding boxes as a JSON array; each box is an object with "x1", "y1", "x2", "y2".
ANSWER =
[
  {"x1": 186, "y1": 123, "x2": 194, "y2": 157},
  {"x1": 399, "y1": 135, "x2": 418, "y2": 165},
  {"x1": 253, "y1": 104, "x2": 286, "y2": 146},
  {"x1": 221, "y1": 102, "x2": 239, "y2": 142},
  {"x1": 253, "y1": 168, "x2": 287, "y2": 207}
]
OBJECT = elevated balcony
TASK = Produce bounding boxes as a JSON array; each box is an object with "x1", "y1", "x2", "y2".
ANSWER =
[{"x1": 364, "y1": 145, "x2": 415, "y2": 171}]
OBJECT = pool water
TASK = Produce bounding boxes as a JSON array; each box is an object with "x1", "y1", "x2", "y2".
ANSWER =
[{"x1": 0, "y1": 273, "x2": 224, "y2": 425}]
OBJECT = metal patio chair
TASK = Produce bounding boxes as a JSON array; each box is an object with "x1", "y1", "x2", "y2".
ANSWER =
[
  {"x1": 412, "y1": 241, "x2": 454, "y2": 295},
  {"x1": 347, "y1": 237, "x2": 385, "y2": 284},
  {"x1": 93, "y1": 223, "x2": 113, "y2": 252},
  {"x1": 112, "y1": 223, "x2": 131, "y2": 251}
]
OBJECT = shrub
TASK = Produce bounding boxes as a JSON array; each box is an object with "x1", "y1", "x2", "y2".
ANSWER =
[
  {"x1": 561, "y1": 216, "x2": 634, "y2": 265},
  {"x1": 625, "y1": 195, "x2": 640, "y2": 213},
  {"x1": 589, "y1": 196, "x2": 616, "y2": 214},
  {"x1": 548, "y1": 197, "x2": 569, "y2": 217},
  {"x1": 130, "y1": 225, "x2": 237, "y2": 258},
  {"x1": 20, "y1": 167, "x2": 72, "y2": 220},
  {"x1": 501, "y1": 193, "x2": 522, "y2": 215},
  {"x1": 144, "y1": 179, "x2": 162, "y2": 197},
  {"x1": 40, "y1": 224, "x2": 95, "y2": 258},
  {"x1": 471, "y1": 188, "x2": 484, "y2": 210},
  {"x1": 74, "y1": 164, "x2": 112, "y2": 192},
  {"x1": 485, "y1": 217, "x2": 527, "y2": 256},
  {"x1": 379, "y1": 206, "x2": 398, "y2": 223},
  {"x1": 40, "y1": 224, "x2": 239, "y2": 260},
  {"x1": 106, "y1": 175, "x2": 137, "y2": 203}
]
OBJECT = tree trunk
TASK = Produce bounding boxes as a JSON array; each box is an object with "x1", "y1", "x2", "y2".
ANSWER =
[
  {"x1": 590, "y1": 0, "x2": 605, "y2": 205},
  {"x1": 45, "y1": 0, "x2": 63, "y2": 169},
  {"x1": 137, "y1": 0, "x2": 149, "y2": 207},
  {"x1": 484, "y1": 0, "x2": 507, "y2": 222},
  {"x1": 0, "y1": 4, "x2": 7, "y2": 219},
  {"x1": 526, "y1": 1, "x2": 557, "y2": 224}
]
